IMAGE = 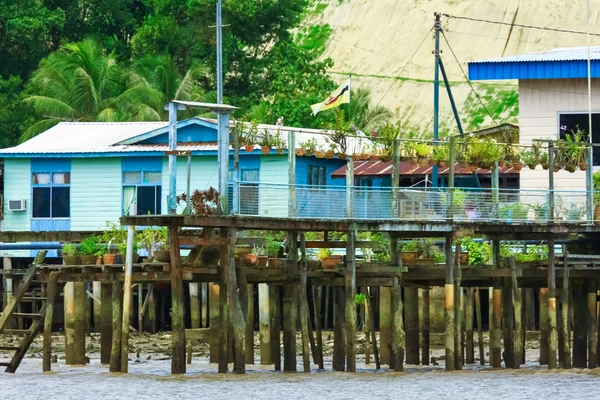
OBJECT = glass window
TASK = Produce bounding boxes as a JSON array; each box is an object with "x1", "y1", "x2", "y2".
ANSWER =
[
  {"x1": 123, "y1": 172, "x2": 141, "y2": 184},
  {"x1": 136, "y1": 185, "x2": 161, "y2": 215},
  {"x1": 52, "y1": 172, "x2": 70, "y2": 184},
  {"x1": 308, "y1": 166, "x2": 326, "y2": 186},
  {"x1": 33, "y1": 173, "x2": 51, "y2": 185},
  {"x1": 241, "y1": 169, "x2": 259, "y2": 182},
  {"x1": 52, "y1": 187, "x2": 70, "y2": 218},
  {"x1": 32, "y1": 172, "x2": 71, "y2": 218},
  {"x1": 32, "y1": 187, "x2": 51, "y2": 218},
  {"x1": 558, "y1": 113, "x2": 600, "y2": 165},
  {"x1": 144, "y1": 171, "x2": 162, "y2": 183}
]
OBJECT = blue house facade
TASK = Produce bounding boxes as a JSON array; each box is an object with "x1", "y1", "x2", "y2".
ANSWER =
[{"x1": 0, "y1": 118, "x2": 346, "y2": 232}]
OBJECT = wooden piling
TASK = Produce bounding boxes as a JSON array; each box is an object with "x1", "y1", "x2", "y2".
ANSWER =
[
  {"x1": 333, "y1": 287, "x2": 346, "y2": 371},
  {"x1": 510, "y1": 258, "x2": 522, "y2": 368},
  {"x1": 225, "y1": 228, "x2": 246, "y2": 374},
  {"x1": 561, "y1": 253, "x2": 571, "y2": 369},
  {"x1": 100, "y1": 282, "x2": 113, "y2": 364},
  {"x1": 475, "y1": 288, "x2": 484, "y2": 365},
  {"x1": 137, "y1": 283, "x2": 143, "y2": 333},
  {"x1": 93, "y1": 281, "x2": 102, "y2": 332},
  {"x1": 454, "y1": 246, "x2": 463, "y2": 370},
  {"x1": 169, "y1": 223, "x2": 186, "y2": 374},
  {"x1": 299, "y1": 233, "x2": 311, "y2": 372},
  {"x1": 313, "y1": 285, "x2": 325, "y2": 370},
  {"x1": 238, "y1": 268, "x2": 254, "y2": 365},
  {"x1": 588, "y1": 280, "x2": 597, "y2": 368},
  {"x1": 283, "y1": 231, "x2": 298, "y2": 372},
  {"x1": 421, "y1": 288, "x2": 430, "y2": 366},
  {"x1": 259, "y1": 283, "x2": 271, "y2": 364},
  {"x1": 345, "y1": 230, "x2": 357, "y2": 372},
  {"x1": 547, "y1": 239, "x2": 557, "y2": 370},
  {"x1": 444, "y1": 234, "x2": 455, "y2": 371},
  {"x1": 109, "y1": 279, "x2": 123, "y2": 372},
  {"x1": 405, "y1": 286, "x2": 419, "y2": 365},
  {"x1": 65, "y1": 282, "x2": 87, "y2": 365},
  {"x1": 147, "y1": 283, "x2": 156, "y2": 333},
  {"x1": 43, "y1": 272, "x2": 58, "y2": 372},
  {"x1": 573, "y1": 284, "x2": 587, "y2": 368},
  {"x1": 379, "y1": 287, "x2": 391, "y2": 365},
  {"x1": 209, "y1": 282, "x2": 220, "y2": 363},
  {"x1": 465, "y1": 288, "x2": 474, "y2": 364},
  {"x1": 190, "y1": 283, "x2": 201, "y2": 329},
  {"x1": 540, "y1": 288, "x2": 549, "y2": 365},
  {"x1": 491, "y1": 241, "x2": 502, "y2": 368},
  {"x1": 364, "y1": 288, "x2": 371, "y2": 365},
  {"x1": 502, "y1": 274, "x2": 516, "y2": 368},
  {"x1": 366, "y1": 287, "x2": 380, "y2": 369},
  {"x1": 218, "y1": 231, "x2": 229, "y2": 373},
  {"x1": 201, "y1": 282, "x2": 208, "y2": 328},
  {"x1": 269, "y1": 285, "x2": 281, "y2": 370},
  {"x1": 391, "y1": 276, "x2": 405, "y2": 371}
]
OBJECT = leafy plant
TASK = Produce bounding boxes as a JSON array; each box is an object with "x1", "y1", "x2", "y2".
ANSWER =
[
  {"x1": 460, "y1": 237, "x2": 492, "y2": 265},
  {"x1": 79, "y1": 235, "x2": 101, "y2": 256},
  {"x1": 178, "y1": 188, "x2": 220, "y2": 216},
  {"x1": 401, "y1": 239, "x2": 420, "y2": 252},
  {"x1": 62, "y1": 243, "x2": 77, "y2": 256},
  {"x1": 355, "y1": 293, "x2": 366, "y2": 305},
  {"x1": 465, "y1": 137, "x2": 503, "y2": 169},
  {"x1": 317, "y1": 248, "x2": 332, "y2": 259},
  {"x1": 499, "y1": 203, "x2": 529, "y2": 220},
  {"x1": 413, "y1": 142, "x2": 432, "y2": 158},
  {"x1": 265, "y1": 235, "x2": 282, "y2": 258},
  {"x1": 564, "y1": 203, "x2": 585, "y2": 221},
  {"x1": 433, "y1": 143, "x2": 450, "y2": 164},
  {"x1": 594, "y1": 171, "x2": 600, "y2": 203},
  {"x1": 299, "y1": 138, "x2": 318, "y2": 155}
]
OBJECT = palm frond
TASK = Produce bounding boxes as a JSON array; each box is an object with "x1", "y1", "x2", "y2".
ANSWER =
[{"x1": 20, "y1": 119, "x2": 60, "y2": 142}]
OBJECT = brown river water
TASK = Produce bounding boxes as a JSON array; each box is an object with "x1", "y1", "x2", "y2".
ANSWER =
[{"x1": 1, "y1": 356, "x2": 600, "y2": 400}]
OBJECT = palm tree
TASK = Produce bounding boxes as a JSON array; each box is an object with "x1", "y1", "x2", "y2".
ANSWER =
[
  {"x1": 345, "y1": 87, "x2": 393, "y2": 133},
  {"x1": 22, "y1": 39, "x2": 163, "y2": 142}
]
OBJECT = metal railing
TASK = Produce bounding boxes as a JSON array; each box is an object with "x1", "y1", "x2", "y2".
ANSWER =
[{"x1": 230, "y1": 182, "x2": 598, "y2": 224}]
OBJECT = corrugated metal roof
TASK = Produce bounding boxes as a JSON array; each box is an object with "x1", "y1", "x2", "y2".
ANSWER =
[
  {"x1": 470, "y1": 46, "x2": 600, "y2": 64},
  {"x1": 331, "y1": 160, "x2": 519, "y2": 177}
]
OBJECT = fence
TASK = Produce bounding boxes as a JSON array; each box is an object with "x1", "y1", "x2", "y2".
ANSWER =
[{"x1": 231, "y1": 182, "x2": 596, "y2": 224}]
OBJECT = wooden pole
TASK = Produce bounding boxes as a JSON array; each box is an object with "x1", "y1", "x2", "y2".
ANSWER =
[
  {"x1": 561, "y1": 253, "x2": 571, "y2": 369},
  {"x1": 283, "y1": 231, "x2": 298, "y2": 372},
  {"x1": 405, "y1": 286, "x2": 419, "y2": 365},
  {"x1": 245, "y1": 283, "x2": 255, "y2": 365},
  {"x1": 491, "y1": 240, "x2": 502, "y2": 368},
  {"x1": 100, "y1": 282, "x2": 112, "y2": 364},
  {"x1": 120, "y1": 212, "x2": 136, "y2": 373},
  {"x1": 43, "y1": 272, "x2": 58, "y2": 372},
  {"x1": 421, "y1": 288, "x2": 430, "y2": 366},
  {"x1": 364, "y1": 288, "x2": 371, "y2": 365},
  {"x1": 540, "y1": 288, "x2": 549, "y2": 365},
  {"x1": 379, "y1": 287, "x2": 391, "y2": 365},
  {"x1": 345, "y1": 229, "x2": 357, "y2": 372},
  {"x1": 444, "y1": 233, "x2": 455, "y2": 371},
  {"x1": 366, "y1": 287, "x2": 380, "y2": 369},
  {"x1": 147, "y1": 283, "x2": 156, "y2": 333},
  {"x1": 270, "y1": 285, "x2": 281, "y2": 370},
  {"x1": 510, "y1": 258, "x2": 522, "y2": 368},
  {"x1": 169, "y1": 223, "x2": 186, "y2": 374},
  {"x1": 65, "y1": 282, "x2": 87, "y2": 365},
  {"x1": 299, "y1": 233, "x2": 311, "y2": 372},
  {"x1": 109, "y1": 279, "x2": 123, "y2": 372},
  {"x1": 209, "y1": 282, "x2": 220, "y2": 363},
  {"x1": 93, "y1": 281, "x2": 102, "y2": 332},
  {"x1": 588, "y1": 280, "x2": 598, "y2": 368},
  {"x1": 137, "y1": 283, "x2": 143, "y2": 334},
  {"x1": 475, "y1": 288, "x2": 485, "y2": 365},
  {"x1": 333, "y1": 287, "x2": 346, "y2": 371},
  {"x1": 190, "y1": 283, "x2": 201, "y2": 329},
  {"x1": 465, "y1": 288, "x2": 474, "y2": 364},
  {"x1": 391, "y1": 276, "x2": 405, "y2": 371},
  {"x1": 547, "y1": 239, "x2": 557, "y2": 370},
  {"x1": 573, "y1": 283, "x2": 587, "y2": 367},
  {"x1": 314, "y1": 285, "x2": 324, "y2": 370},
  {"x1": 502, "y1": 274, "x2": 516, "y2": 369},
  {"x1": 259, "y1": 283, "x2": 271, "y2": 364},
  {"x1": 218, "y1": 231, "x2": 229, "y2": 373},
  {"x1": 201, "y1": 282, "x2": 208, "y2": 328},
  {"x1": 225, "y1": 228, "x2": 246, "y2": 374},
  {"x1": 454, "y1": 245, "x2": 463, "y2": 370}
]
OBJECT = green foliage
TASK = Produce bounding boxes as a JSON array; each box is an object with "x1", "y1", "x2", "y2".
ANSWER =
[
  {"x1": 62, "y1": 243, "x2": 77, "y2": 256},
  {"x1": 265, "y1": 235, "x2": 282, "y2": 258},
  {"x1": 317, "y1": 248, "x2": 332, "y2": 259},
  {"x1": 460, "y1": 237, "x2": 492, "y2": 265},
  {"x1": 594, "y1": 171, "x2": 600, "y2": 203},
  {"x1": 355, "y1": 293, "x2": 365, "y2": 305},
  {"x1": 401, "y1": 239, "x2": 420, "y2": 252},
  {"x1": 297, "y1": 24, "x2": 332, "y2": 54},
  {"x1": 463, "y1": 86, "x2": 519, "y2": 130},
  {"x1": 80, "y1": 235, "x2": 101, "y2": 256}
]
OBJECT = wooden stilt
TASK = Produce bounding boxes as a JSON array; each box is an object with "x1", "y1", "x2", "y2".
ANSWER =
[
  {"x1": 540, "y1": 288, "x2": 549, "y2": 365},
  {"x1": 345, "y1": 230, "x2": 357, "y2": 372},
  {"x1": 245, "y1": 283, "x2": 255, "y2": 365},
  {"x1": 561, "y1": 253, "x2": 571, "y2": 369},
  {"x1": 64, "y1": 283, "x2": 74, "y2": 365},
  {"x1": 209, "y1": 282, "x2": 220, "y2": 363},
  {"x1": 314, "y1": 285, "x2": 324, "y2": 370},
  {"x1": 190, "y1": 283, "x2": 201, "y2": 329},
  {"x1": 282, "y1": 231, "x2": 298, "y2": 372},
  {"x1": 120, "y1": 217, "x2": 136, "y2": 373},
  {"x1": 405, "y1": 286, "x2": 419, "y2": 365},
  {"x1": 225, "y1": 228, "x2": 246, "y2": 374},
  {"x1": 488, "y1": 287, "x2": 494, "y2": 366},
  {"x1": 270, "y1": 285, "x2": 281, "y2": 371},
  {"x1": 169, "y1": 223, "x2": 186, "y2": 374},
  {"x1": 323, "y1": 286, "x2": 330, "y2": 331},
  {"x1": 366, "y1": 287, "x2": 380, "y2": 370},
  {"x1": 491, "y1": 241, "x2": 502, "y2": 368},
  {"x1": 147, "y1": 283, "x2": 156, "y2": 333},
  {"x1": 391, "y1": 276, "x2": 405, "y2": 371},
  {"x1": 72, "y1": 282, "x2": 87, "y2": 365},
  {"x1": 299, "y1": 233, "x2": 311, "y2": 373},
  {"x1": 588, "y1": 280, "x2": 597, "y2": 368},
  {"x1": 333, "y1": 287, "x2": 346, "y2": 371},
  {"x1": 454, "y1": 246, "x2": 463, "y2": 371},
  {"x1": 93, "y1": 282, "x2": 102, "y2": 332},
  {"x1": 510, "y1": 258, "x2": 522, "y2": 368},
  {"x1": 502, "y1": 275, "x2": 516, "y2": 369},
  {"x1": 421, "y1": 288, "x2": 430, "y2": 366},
  {"x1": 364, "y1": 288, "x2": 371, "y2": 365},
  {"x1": 475, "y1": 288, "x2": 485, "y2": 365},
  {"x1": 547, "y1": 239, "x2": 557, "y2": 370},
  {"x1": 218, "y1": 231, "x2": 229, "y2": 373},
  {"x1": 137, "y1": 283, "x2": 143, "y2": 334},
  {"x1": 259, "y1": 283, "x2": 271, "y2": 365},
  {"x1": 379, "y1": 287, "x2": 391, "y2": 365},
  {"x1": 573, "y1": 283, "x2": 587, "y2": 368},
  {"x1": 109, "y1": 279, "x2": 123, "y2": 372},
  {"x1": 465, "y1": 288, "x2": 474, "y2": 364},
  {"x1": 201, "y1": 282, "x2": 208, "y2": 328},
  {"x1": 100, "y1": 282, "x2": 112, "y2": 364},
  {"x1": 43, "y1": 272, "x2": 58, "y2": 372},
  {"x1": 444, "y1": 234, "x2": 455, "y2": 371}
]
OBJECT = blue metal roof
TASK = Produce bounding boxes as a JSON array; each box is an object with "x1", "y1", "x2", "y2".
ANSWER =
[{"x1": 468, "y1": 46, "x2": 600, "y2": 80}]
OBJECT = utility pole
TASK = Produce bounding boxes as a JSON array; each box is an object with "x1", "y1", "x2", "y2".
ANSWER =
[
  {"x1": 216, "y1": 0, "x2": 223, "y2": 104},
  {"x1": 432, "y1": 12, "x2": 442, "y2": 188},
  {"x1": 215, "y1": 0, "x2": 230, "y2": 214}
]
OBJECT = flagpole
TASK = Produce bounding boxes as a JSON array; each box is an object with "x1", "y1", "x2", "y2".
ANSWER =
[{"x1": 348, "y1": 74, "x2": 352, "y2": 125}]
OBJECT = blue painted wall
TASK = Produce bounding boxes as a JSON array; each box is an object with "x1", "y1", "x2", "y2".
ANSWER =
[
  {"x1": 295, "y1": 156, "x2": 347, "y2": 186},
  {"x1": 469, "y1": 60, "x2": 600, "y2": 81},
  {"x1": 4, "y1": 159, "x2": 31, "y2": 231},
  {"x1": 30, "y1": 158, "x2": 72, "y2": 231},
  {"x1": 143, "y1": 123, "x2": 218, "y2": 144},
  {"x1": 122, "y1": 157, "x2": 162, "y2": 172}
]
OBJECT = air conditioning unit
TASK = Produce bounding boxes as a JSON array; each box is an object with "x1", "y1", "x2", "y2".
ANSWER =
[{"x1": 8, "y1": 199, "x2": 27, "y2": 211}]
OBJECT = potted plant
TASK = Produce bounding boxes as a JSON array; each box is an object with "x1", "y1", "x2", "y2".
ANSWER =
[
  {"x1": 250, "y1": 245, "x2": 268, "y2": 268},
  {"x1": 307, "y1": 257, "x2": 321, "y2": 271},
  {"x1": 116, "y1": 241, "x2": 139, "y2": 264},
  {"x1": 79, "y1": 235, "x2": 101, "y2": 264},
  {"x1": 299, "y1": 138, "x2": 317, "y2": 157},
  {"x1": 414, "y1": 142, "x2": 432, "y2": 167},
  {"x1": 401, "y1": 239, "x2": 420, "y2": 264},
  {"x1": 521, "y1": 148, "x2": 539, "y2": 170},
  {"x1": 433, "y1": 143, "x2": 449, "y2": 168},
  {"x1": 318, "y1": 248, "x2": 340, "y2": 270},
  {"x1": 266, "y1": 236, "x2": 283, "y2": 267},
  {"x1": 594, "y1": 172, "x2": 600, "y2": 225},
  {"x1": 154, "y1": 227, "x2": 170, "y2": 262},
  {"x1": 102, "y1": 250, "x2": 116, "y2": 265},
  {"x1": 511, "y1": 152, "x2": 523, "y2": 171},
  {"x1": 260, "y1": 129, "x2": 271, "y2": 154},
  {"x1": 315, "y1": 144, "x2": 326, "y2": 159},
  {"x1": 531, "y1": 203, "x2": 550, "y2": 222},
  {"x1": 62, "y1": 243, "x2": 80, "y2": 265},
  {"x1": 564, "y1": 203, "x2": 585, "y2": 221},
  {"x1": 272, "y1": 131, "x2": 286, "y2": 155},
  {"x1": 540, "y1": 151, "x2": 549, "y2": 170},
  {"x1": 419, "y1": 239, "x2": 439, "y2": 265}
]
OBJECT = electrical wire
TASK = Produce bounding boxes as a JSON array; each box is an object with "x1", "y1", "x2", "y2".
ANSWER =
[
  {"x1": 443, "y1": 13, "x2": 600, "y2": 37},
  {"x1": 442, "y1": 31, "x2": 499, "y2": 126},
  {"x1": 375, "y1": 27, "x2": 434, "y2": 108}
]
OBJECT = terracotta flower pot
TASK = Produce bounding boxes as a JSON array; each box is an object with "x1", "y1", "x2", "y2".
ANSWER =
[
  {"x1": 351, "y1": 154, "x2": 362, "y2": 161},
  {"x1": 102, "y1": 254, "x2": 116, "y2": 265},
  {"x1": 579, "y1": 162, "x2": 589, "y2": 171},
  {"x1": 257, "y1": 256, "x2": 268, "y2": 268},
  {"x1": 417, "y1": 158, "x2": 430, "y2": 167},
  {"x1": 80, "y1": 255, "x2": 98, "y2": 265},
  {"x1": 154, "y1": 250, "x2": 170, "y2": 262},
  {"x1": 438, "y1": 161, "x2": 447, "y2": 168},
  {"x1": 469, "y1": 164, "x2": 479, "y2": 172},
  {"x1": 459, "y1": 252, "x2": 469, "y2": 265},
  {"x1": 541, "y1": 163, "x2": 549, "y2": 170},
  {"x1": 307, "y1": 260, "x2": 320, "y2": 271},
  {"x1": 261, "y1": 146, "x2": 271, "y2": 154},
  {"x1": 63, "y1": 255, "x2": 80, "y2": 265},
  {"x1": 401, "y1": 251, "x2": 419, "y2": 264},
  {"x1": 324, "y1": 151, "x2": 335, "y2": 159},
  {"x1": 337, "y1": 153, "x2": 347, "y2": 160},
  {"x1": 315, "y1": 151, "x2": 325, "y2": 159},
  {"x1": 296, "y1": 149, "x2": 304, "y2": 157},
  {"x1": 276, "y1": 148, "x2": 285, "y2": 155},
  {"x1": 244, "y1": 145, "x2": 254, "y2": 152},
  {"x1": 321, "y1": 256, "x2": 341, "y2": 270},
  {"x1": 369, "y1": 155, "x2": 379, "y2": 162}
]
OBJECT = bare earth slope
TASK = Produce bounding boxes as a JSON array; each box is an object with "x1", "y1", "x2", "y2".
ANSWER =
[{"x1": 306, "y1": 0, "x2": 600, "y2": 135}]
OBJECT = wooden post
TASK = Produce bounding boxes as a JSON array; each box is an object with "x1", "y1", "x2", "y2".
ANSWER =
[
  {"x1": 43, "y1": 272, "x2": 59, "y2": 372},
  {"x1": 218, "y1": 230, "x2": 229, "y2": 373},
  {"x1": 283, "y1": 231, "x2": 298, "y2": 372},
  {"x1": 547, "y1": 239, "x2": 557, "y2": 370},
  {"x1": 345, "y1": 229, "x2": 357, "y2": 372},
  {"x1": 502, "y1": 274, "x2": 516, "y2": 369},
  {"x1": 573, "y1": 283, "x2": 587, "y2": 368},
  {"x1": 313, "y1": 285, "x2": 325, "y2": 370},
  {"x1": 510, "y1": 258, "x2": 522, "y2": 368},
  {"x1": 491, "y1": 240, "x2": 502, "y2": 368},
  {"x1": 299, "y1": 233, "x2": 311, "y2": 372},
  {"x1": 209, "y1": 282, "x2": 220, "y2": 363},
  {"x1": 147, "y1": 283, "x2": 156, "y2": 333},
  {"x1": 93, "y1": 282, "x2": 102, "y2": 332},
  {"x1": 245, "y1": 283, "x2": 255, "y2": 365},
  {"x1": 65, "y1": 282, "x2": 87, "y2": 365},
  {"x1": 190, "y1": 283, "x2": 201, "y2": 329},
  {"x1": 270, "y1": 285, "x2": 281, "y2": 370},
  {"x1": 454, "y1": 245, "x2": 463, "y2": 370},
  {"x1": 465, "y1": 288, "x2": 474, "y2": 364},
  {"x1": 169, "y1": 223, "x2": 186, "y2": 374},
  {"x1": 333, "y1": 287, "x2": 346, "y2": 371},
  {"x1": 364, "y1": 288, "x2": 371, "y2": 365},
  {"x1": 120, "y1": 214, "x2": 136, "y2": 373},
  {"x1": 259, "y1": 283, "x2": 271, "y2": 364},
  {"x1": 588, "y1": 280, "x2": 598, "y2": 368},
  {"x1": 405, "y1": 286, "x2": 419, "y2": 365},
  {"x1": 561, "y1": 253, "x2": 571, "y2": 369},
  {"x1": 421, "y1": 288, "x2": 430, "y2": 366},
  {"x1": 109, "y1": 279, "x2": 123, "y2": 372},
  {"x1": 225, "y1": 228, "x2": 246, "y2": 374},
  {"x1": 391, "y1": 276, "x2": 405, "y2": 371},
  {"x1": 540, "y1": 288, "x2": 549, "y2": 365},
  {"x1": 366, "y1": 287, "x2": 380, "y2": 369},
  {"x1": 100, "y1": 282, "x2": 112, "y2": 364},
  {"x1": 201, "y1": 282, "x2": 208, "y2": 328},
  {"x1": 475, "y1": 288, "x2": 484, "y2": 365},
  {"x1": 444, "y1": 233, "x2": 455, "y2": 371},
  {"x1": 379, "y1": 287, "x2": 391, "y2": 365}
]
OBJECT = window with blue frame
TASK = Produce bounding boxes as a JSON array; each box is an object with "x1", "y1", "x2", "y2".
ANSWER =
[
  {"x1": 307, "y1": 165, "x2": 326, "y2": 186},
  {"x1": 32, "y1": 172, "x2": 70, "y2": 218},
  {"x1": 229, "y1": 169, "x2": 259, "y2": 215},
  {"x1": 123, "y1": 171, "x2": 162, "y2": 215}
]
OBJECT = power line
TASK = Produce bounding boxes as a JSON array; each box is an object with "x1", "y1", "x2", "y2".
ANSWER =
[
  {"x1": 375, "y1": 27, "x2": 434, "y2": 108},
  {"x1": 443, "y1": 13, "x2": 600, "y2": 37},
  {"x1": 442, "y1": 31, "x2": 499, "y2": 126}
]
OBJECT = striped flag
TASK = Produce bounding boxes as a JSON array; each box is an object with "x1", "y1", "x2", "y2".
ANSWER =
[{"x1": 310, "y1": 80, "x2": 350, "y2": 115}]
